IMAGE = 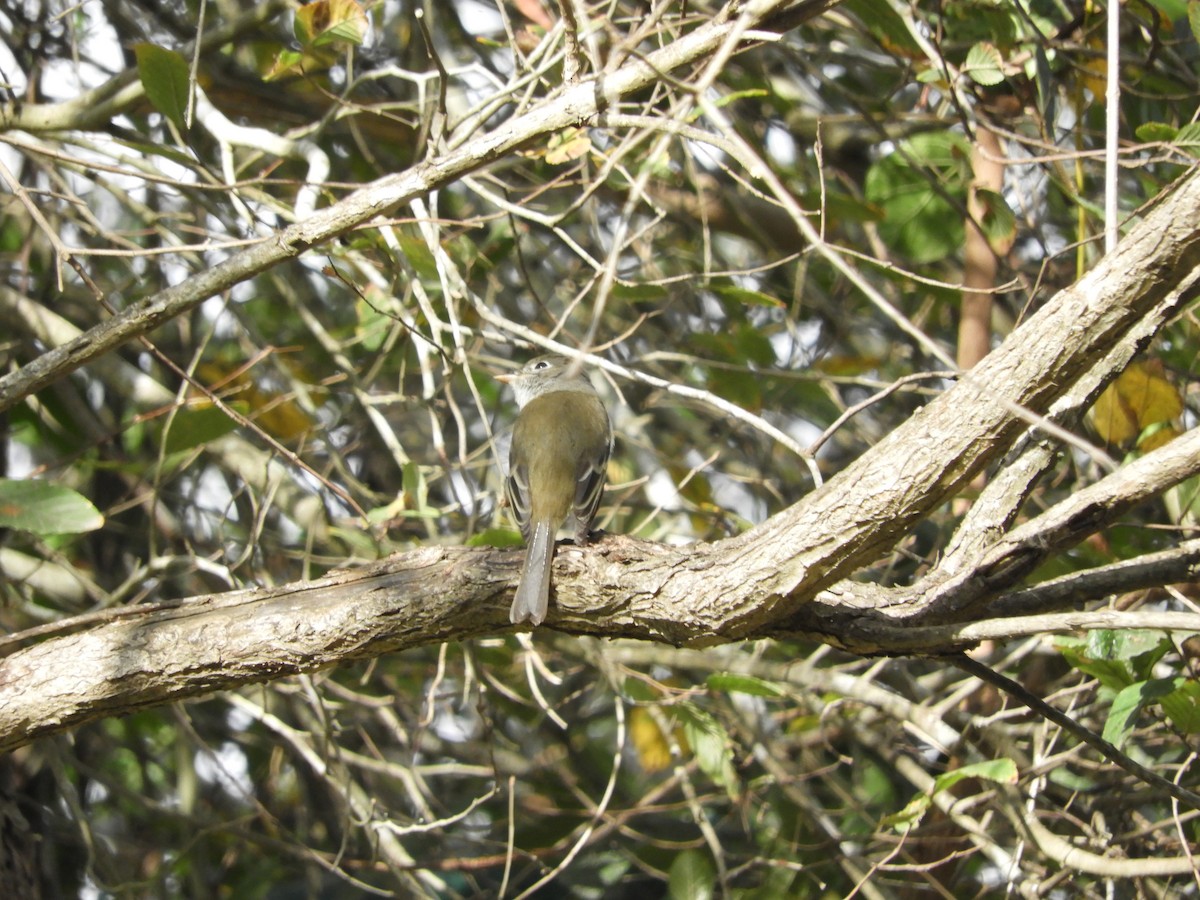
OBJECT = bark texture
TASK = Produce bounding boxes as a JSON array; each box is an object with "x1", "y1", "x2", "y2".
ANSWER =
[{"x1": 1, "y1": 169, "x2": 1199, "y2": 752}]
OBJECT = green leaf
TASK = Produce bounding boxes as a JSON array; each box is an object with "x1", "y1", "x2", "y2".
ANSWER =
[
  {"x1": 1165, "y1": 471, "x2": 1200, "y2": 528},
  {"x1": 466, "y1": 527, "x2": 524, "y2": 548},
  {"x1": 0, "y1": 478, "x2": 104, "y2": 535},
  {"x1": 711, "y1": 88, "x2": 769, "y2": 108},
  {"x1": 1057, "y1": 638, "x2": 1135, "y2": 692},
  {"x1": 133, "y1": 44, "x2": 190, "y2": 132},
  {"x1": 621, "y1": 677, "x2": 661, "y2": 704},
  {"x1": 1103, "y1": 682, "x2": 1151, "y2": 748},
  {"x1": 1174, "y1": 122, "x2": 1200, "y2": 158},
  {"x1": 864, "y1": 131, "x2": 971, "y2": 263},
  {"x1": 1104, "y1": 678, "x2": 1189, "y2": 748},
  {"x1": 844, "y1": 0, "x2": 922, "y2": 54},
  {"x1": 1047, "y1": 767, "x2": 1097, "y2": 792},
  {"x1": 162, "y1": 404, "x2": 241, "y2": 454},
  {"x1": 733, "y1": 323, "x2": 777, "y2": 367},
  {"x1": 1129, "y1": 635, "x2": 1174, "y2": 680},
  {"x1": 799, "y1": 186, "x2": 882, "y2": 224},
  {"x1": 328, "y1": 525, "x2": 383, "y2": 560},
  {"x1": 356, "y1": 287, "x2": 392, "y2": 352},
  {"x1": 704, "y1": 367, "x2": 762, "y2": 410},
  {"x1": 854, "y1": 756, "x2": 896, "y2": 808},
  {"x1": 1147, "y1": 0, "x2": 1190, "y2": 23},
  {"x1": 931, "y1": 758, "x2": 1018, "y2": 794},
  {"x1": 1190, "y1": 1, "x2": 1200, "y2": 46},
  {"x1": 0, "y1": 217, "x2": 25, "y2": 252},
  {"x1": 707, "y1": 672, "x2": 787, "y2": 698},
  {"x1": 1090, "y1": 629, "x2": 1170, "y2": 663},
  {"x1": 263, "y1": 49, "x2": 305, "y2": 82},
  {"x1": 394, "y1": 230, "x2": 441, "y2": 286},
  {"x1": 1086, "y1": 629, "x2": 1120, "y2": 658},
  {"x1": 964, "y1": 42, "x2": 1005, "y2": 86},
  {"x1": 1158, "y1": 678, "x2": 1200, "y2": 734},
  {"x1": 1031, "y1": 45, "x2": 1056, "y2": 125},
  {"x1": 1136, "y1": 121, "x2": 1178, "y2": 143},
  {"x1": 904, "y1": 130, "x2": 972, "y2": 170},
  {"x1": 668, "y1": 849, "x2": 716, "y2": 900},
  {"x1": 709, "y1": 284, "x2": 784, "y2": 308},
  {"x1": 677, "y1": 702, "x2": 739, "y2": 798},
  {"x1": 366, "y1": 464, "x2": 440, "y2": 522},
  {"x1": 886, "y1": 759, "x2": 1017, "y2": 833},
  {"x1": 880, "y1": 793, "x2": 931, "y2": 833}
]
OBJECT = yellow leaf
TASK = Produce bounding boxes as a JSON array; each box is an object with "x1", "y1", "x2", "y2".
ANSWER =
[
  {"x1": 544, "y1": 128, "x2": 592, "y2": 165},
  {"x1": 630, "y1": 707, "x2": 673, "y2": 773},
  {"x1": 295, "y1": 0, "x2": 369, "y2": 48},
  {"x1": 1092, "y1": 360, "x2": 1183, "y2": 447},
  {"x1": 629, "y1": 706, "x2": 692, "y2": 774},
  {"x1": 196, "y1": 362, "x2": 316, "y2": 444},
  {"x1": 1138, "y1": 423, "x2": 1181, "y2": 454},
  {"x1": 1092, "y1": 382, "x2": 1137, "y2": 446}
]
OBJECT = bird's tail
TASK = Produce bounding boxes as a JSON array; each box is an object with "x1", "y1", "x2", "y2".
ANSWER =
[{"x1": 511, "y1": 520, "x2": 554, "y2": 625}]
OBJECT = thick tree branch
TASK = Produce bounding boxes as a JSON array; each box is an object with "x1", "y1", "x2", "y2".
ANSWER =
[
  {"x1": 1, "y1": 168, "x2": 1199, "y2": 751},
  {"x1": 939, "y1": 262, "x2": 1198, "y2": 573},
  {"x1": 3, "y1": 534, "x2": 1200, "y2": 752},
  {"x1": 908, "y1": 421, "x2": 1200, "y2": 622},
  {"x1": 661, "y1": 166, "x2": 1200, "y2": 629},
  {"x1": 1, "y1": 3, "x2": 1199, "y2": 771}
]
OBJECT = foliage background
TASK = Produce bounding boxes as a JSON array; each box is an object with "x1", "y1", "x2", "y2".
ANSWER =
[{"x1": 1, "y1": 0, "x2": 1199, "y2": 896}]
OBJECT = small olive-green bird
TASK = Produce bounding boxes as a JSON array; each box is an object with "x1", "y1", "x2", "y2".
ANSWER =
[{"x1": 497, "y1": 355, "x2": 612, "y2": 625}]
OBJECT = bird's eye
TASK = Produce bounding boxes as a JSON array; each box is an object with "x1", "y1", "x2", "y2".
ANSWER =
[{"x1": 533, "y1": 360, "x2": 550, "y2": 370}]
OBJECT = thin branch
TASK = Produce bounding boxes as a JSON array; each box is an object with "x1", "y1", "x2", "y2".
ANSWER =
[
  {"x1": 820, "y1": 609, "x2": 1200, "y2": 655},
  {"x1": 990, "y1": 538, "x2": 1200, "y2": 618},
  {"x1": 1105, "y1": 0, "x2": 1121, "y2": 253},
  {"x1": 0, "y1": 0, "x2": 292, "y2": 132},
  {"x1": 0, "y1": 0, "x2": 823, "y2": 414},
  {"x1": 913, "y1": 421, "x2": 1200, "y2": 621},
  {"x1": 950, "y1": 653, "x2": 1200, "y2": 813}
]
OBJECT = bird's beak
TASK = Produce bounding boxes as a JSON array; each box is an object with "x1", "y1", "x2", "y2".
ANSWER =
[{"x1": 494, "y1": 371, "x2": 515, "y2": 384}]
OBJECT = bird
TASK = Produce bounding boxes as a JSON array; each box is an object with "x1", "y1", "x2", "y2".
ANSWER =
[{"x1": 497, "y1": 354, "x2": 612, "y2": 625}]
